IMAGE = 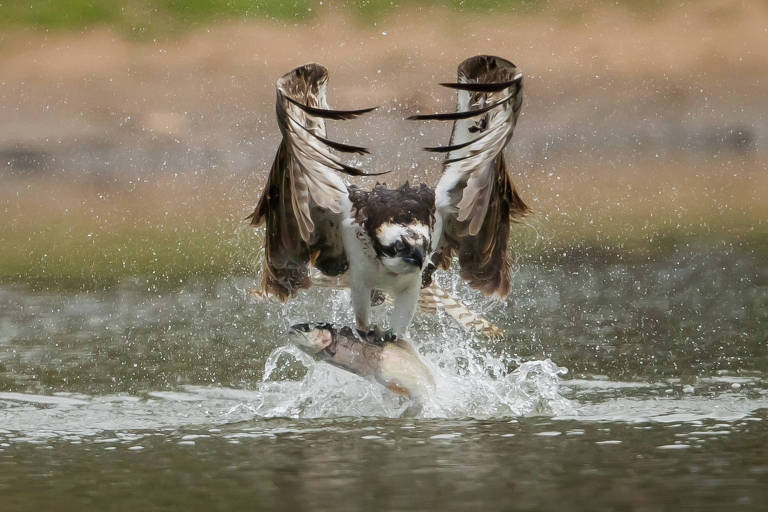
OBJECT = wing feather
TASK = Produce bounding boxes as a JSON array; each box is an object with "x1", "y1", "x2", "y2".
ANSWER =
[
  {"x1": 406, "y1": 92, "x2": 517, "y2": 121},
  {"x1": 247, "y1": 63, "x2": 380, "y2": 300},
  {"x1": 413, "y1": 55, "x2": 530, "y2": 297}
]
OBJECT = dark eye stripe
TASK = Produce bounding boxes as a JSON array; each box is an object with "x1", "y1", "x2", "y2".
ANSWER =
[
  {"x1": 377, "y1": 231, "x2": 432, "y2": 259},
  {"x1": 381, "y1": 245, "x2": 397, "y2": 257}
]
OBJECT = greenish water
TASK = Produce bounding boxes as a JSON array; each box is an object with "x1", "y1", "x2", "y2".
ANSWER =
[
  {"x1": 1, "y1": 245, "x2": 767, "y2": 509},
  {"x1": 2, "y1": 415, "x2": 768, "y2": 511}
]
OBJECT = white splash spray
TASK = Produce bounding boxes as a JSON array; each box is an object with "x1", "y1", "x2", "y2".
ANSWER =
[{"x1": 250, "y1": 280, "x2": 575, "y2": 419}]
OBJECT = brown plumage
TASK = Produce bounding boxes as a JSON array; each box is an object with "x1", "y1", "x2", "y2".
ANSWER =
[
  {"x1": 414, "y1": 55, "x2": 529, "y2": 297},
  {"x1": 247, "y1": 64, "x2": 381, "y2": 299},
  {"x1": 247, "y1": 142, "x2": 311, "y2": 300},
  {"x1": 454, "y1": 155, "x2": 528, "y2": 296}
]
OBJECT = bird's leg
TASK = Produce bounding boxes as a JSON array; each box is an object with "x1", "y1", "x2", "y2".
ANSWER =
[
  {"x1": 350, "y1": 283, "x2": 372, "y2": 338},
  {"x1": 390, "y1": 283, "x2": 420, "y2": 338}
]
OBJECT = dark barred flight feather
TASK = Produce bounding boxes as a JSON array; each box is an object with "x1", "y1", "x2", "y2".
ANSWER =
[
  {"x1": 438, "y1": 73, "x2": 522, "y2": 92},
  {"x1": 249, "y1": 63, "x2": 379, "y2": 299},
  {"x1": 422, "y1": 127, "x2": 494, "y2": 153},
  {"x1": 414, "y1": 54, "x2": 529, "y2": 297},
  {"x1": 282, "y1": 94, "x2": 377, "y2": 120},
  {"x1": 284, "y1": 114, "x2": 370, "y2": 154},
  {"x1": 406, "y1": 93, "x2": 516, "y2": 121}
]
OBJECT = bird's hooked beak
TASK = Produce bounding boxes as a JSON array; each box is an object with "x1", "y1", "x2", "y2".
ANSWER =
[{"x1": 402, "y1": 247, "x2": 424, "y2": 269}]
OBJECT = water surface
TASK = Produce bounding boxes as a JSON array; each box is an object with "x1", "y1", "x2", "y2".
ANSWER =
[{"x1": 1, "y1": 246, "x2": 767, "y2": 510}]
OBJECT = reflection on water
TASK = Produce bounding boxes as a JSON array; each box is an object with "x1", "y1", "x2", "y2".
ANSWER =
[
  {"x1": 0, "y1": 246, "x2": 767, "y2": 509},
  {"x1": 1, "y1": 413, "x2": 767, "y2": 511}
]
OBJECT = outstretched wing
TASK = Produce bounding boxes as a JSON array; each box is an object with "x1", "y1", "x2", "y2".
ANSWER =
[
  {"x1": 410, "y1": 55, "x2": 529, "y2": 297},
  {"x1": 247, "y1": 63, "x2": 384, "y2": 300}
]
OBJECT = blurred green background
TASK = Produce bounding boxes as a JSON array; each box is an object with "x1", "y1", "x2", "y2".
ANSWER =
[
  {"x1": 1, "y1": 0, "x2": 766, "y2": 290},
  {"x1": 0, "y1": 0, "x2": 679, "y2": 34}
]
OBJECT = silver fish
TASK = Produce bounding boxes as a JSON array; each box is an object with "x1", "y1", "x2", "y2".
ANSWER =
[{"x1": 289, "y1": 323, "x2": 435, "y2": 400}]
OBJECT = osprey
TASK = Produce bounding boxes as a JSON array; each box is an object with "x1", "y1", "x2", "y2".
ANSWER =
[{"x1": 248, "y1": 55, "x2": 529, "y2": 337}]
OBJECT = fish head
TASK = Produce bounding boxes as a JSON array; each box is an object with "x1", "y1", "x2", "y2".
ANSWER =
[{"x1": 289, "y1": 322, "x2": 335, "y2": 354}]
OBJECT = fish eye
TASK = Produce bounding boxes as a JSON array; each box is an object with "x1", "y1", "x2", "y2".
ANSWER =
[{"x1": 292, "y1": 323, "x2": 310, "y2": 332}]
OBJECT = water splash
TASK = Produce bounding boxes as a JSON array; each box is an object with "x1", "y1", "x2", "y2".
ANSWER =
[
  {"x1": 253, "y1": 333, "x2": 573, "y2": 419},
  {"x1": 419, "y1": 356, "x2": 573, "y2": 418},
  {"x1": 244, "y1": 269, "x2": 575, "y2": 419}
]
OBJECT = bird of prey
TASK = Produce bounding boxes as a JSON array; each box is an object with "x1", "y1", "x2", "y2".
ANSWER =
[{"x1": 248, "y1": 55, "x2": 529, "y2": 338}]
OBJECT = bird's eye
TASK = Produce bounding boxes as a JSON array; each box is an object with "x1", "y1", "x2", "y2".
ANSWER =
[{"x1": 394, "y1": 240, "x2": 405, "y2": 252}]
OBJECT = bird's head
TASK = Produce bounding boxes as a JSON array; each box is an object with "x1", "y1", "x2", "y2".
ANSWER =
[
  {"x1": 357, "y1": 182, "x2": 435, "y2": 275},
  {"x1": 374, "y1": 221, "x2": 431, "y2": 274}
]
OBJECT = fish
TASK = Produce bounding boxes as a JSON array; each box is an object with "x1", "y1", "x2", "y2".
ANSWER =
[{"x1": 289, "y1": 323, "x2": 435, "y2": 400}]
